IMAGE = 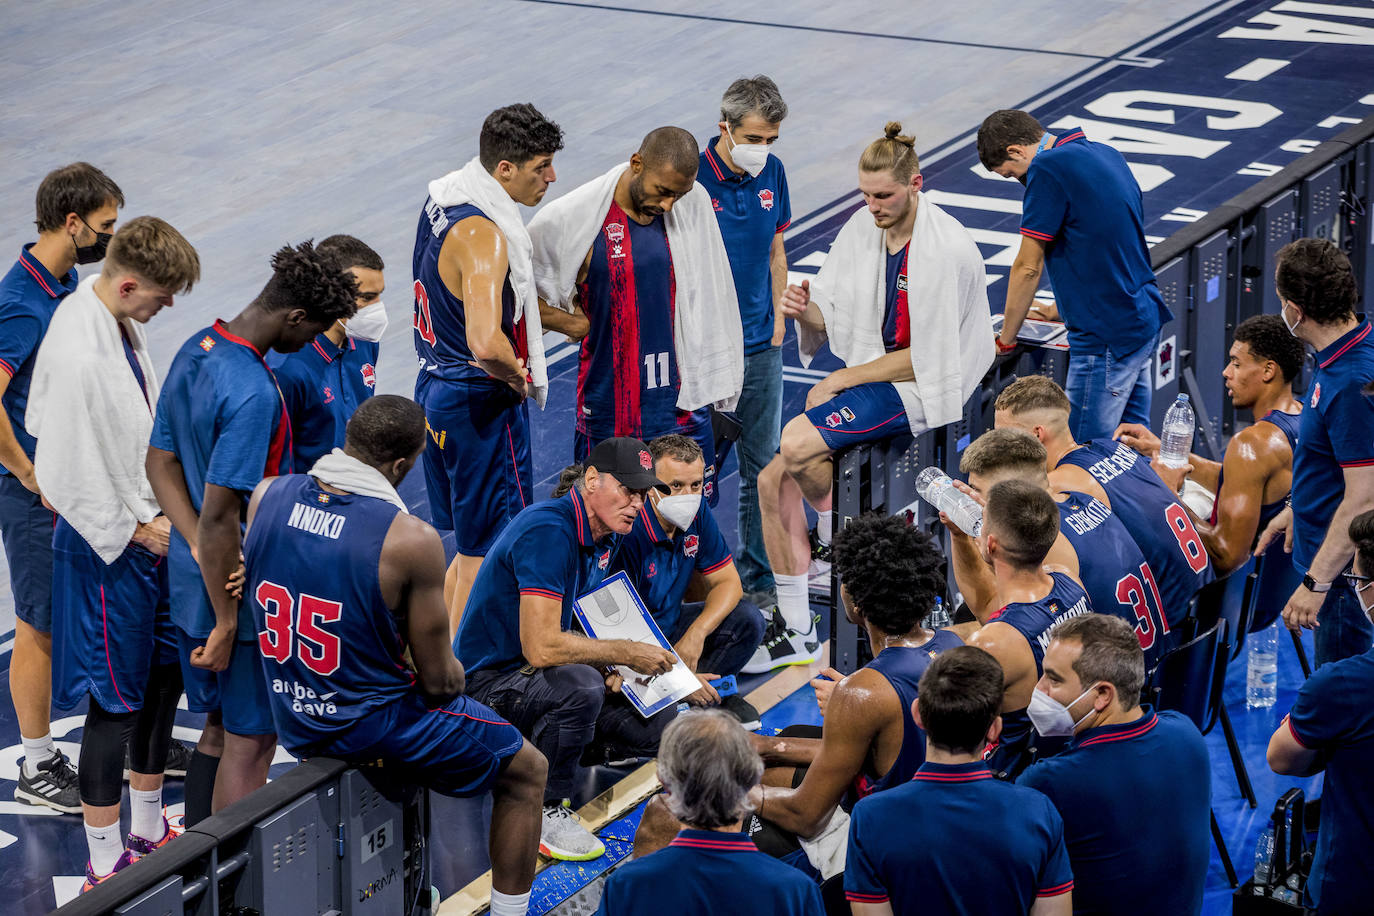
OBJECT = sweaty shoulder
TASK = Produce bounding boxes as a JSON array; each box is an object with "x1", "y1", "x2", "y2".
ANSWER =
[{"x1": 382, "y1": 511, "x2": 440, "y2": 557}]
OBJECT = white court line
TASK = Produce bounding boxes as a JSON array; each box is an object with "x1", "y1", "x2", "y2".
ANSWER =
[{"x1": 1226, "y1": 57, "x2": 1290, "y2": 81}]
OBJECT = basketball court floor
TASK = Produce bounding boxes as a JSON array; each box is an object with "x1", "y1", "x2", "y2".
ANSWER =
[{"x1": 2, "y1": 0, "x2": 1372, "y2": 910}]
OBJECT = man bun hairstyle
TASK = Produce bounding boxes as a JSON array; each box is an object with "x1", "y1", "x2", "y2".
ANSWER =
[
  {"x1": 259, "y1": 240, "x2": 358, "y2": 324},
  {"x1": 552, "y1": 464, "x2": 586, "y2": 498},
  {"x1": 318, "y1": 234, "x2": 384, "y2": 272},
  {"x1": 831, "y1": 512, "x2": 944, "y2": 635},
  {"x1": 917, "y1": 646, "x2": 1005, "y2": 755},
  {"x1": 345, "y1": 395, "x2": 426, "y2": 467},
  {"x1": 976, "y1": 109, "x2": 1045, "y2": 170},
  {"x1": 985, "y1": 479, "x2": 1059, "y2": 569},
  {"x1": 35, "y1": 162, "x2": 125, "y2": 233},
  {"x1": 479, "y1": 103, "x2": 565, "y2": 172},
  {"x1": 859, "y1": 122, "x2": 920, "y2": 183},
  {"x1": 104, "y1": 216, "x2": 201, "y2": 294},
  {"x1": 1275, "y1": 238, "x2": 1358, "y2": 327}
]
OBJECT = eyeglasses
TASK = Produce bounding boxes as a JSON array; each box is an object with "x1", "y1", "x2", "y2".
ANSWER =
[{"x1": 1343, "y1": 567, "x2": 1374, "y2": 590}]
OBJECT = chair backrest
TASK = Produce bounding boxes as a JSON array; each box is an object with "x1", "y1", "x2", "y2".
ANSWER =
[
  {"x1": 1250, "y1": 546, "x2": 1302, "y2": 633},
  {"x1": 1144, "y1": 618, "x2": 1227, "y2": 735}
]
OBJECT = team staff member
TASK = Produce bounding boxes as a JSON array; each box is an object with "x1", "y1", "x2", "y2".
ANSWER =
[
  {"x1": 1, "y1": 162, "x2": 123, "y2": 813},
  {"x1": 845, "y1": 647, "x2": 1073, "y2": 916},
  {"x1": 1267, "y1": 509, "x2": 1374, "y2": 915},
  {"x1": 697, "y1": 76, "x2": 792, "y2": 603},
  {"x1": 1256, "y1": 240, "x2": 1374, "y2": 666},
  {"x1": 597, "y1": 711, "x2": 824, "y2": 916},
  {"x1": 146, "y1": 242, "x2": 357, "y2": 824},
  {"x1": 454, "y1": 437, "x2": 677, "y2": 862},
  {"x1": 414, "y1": 103, "x2": 584, "y2": 636},
  {"x1": 980, "y1": 110, "x2": 1171, "y2": 440},
  {"x1": 244, "y1": 397, "x2": 546, "y2": 916},
  {"x1": 1019, "y1": 614, "x2": 1211, "y2": 916},
  {"x1": 269, "y1": 234, "x2": 387, "y2": 472},
  {"x1": 611, "y1": 434, "x2": 766, "y2": 726}
]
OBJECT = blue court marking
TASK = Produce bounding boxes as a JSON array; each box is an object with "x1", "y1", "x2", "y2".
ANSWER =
[{"x1": 530, "y1": 808, "x2": 643, "y2": 915}]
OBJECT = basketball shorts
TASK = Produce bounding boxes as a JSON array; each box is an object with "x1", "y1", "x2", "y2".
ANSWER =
[
  {"x1": 176, "y1": 629, "x2": 275, "y2": 736},
  {"x1": 803, "y1": 382, "x2": 912, "y2": 451}
]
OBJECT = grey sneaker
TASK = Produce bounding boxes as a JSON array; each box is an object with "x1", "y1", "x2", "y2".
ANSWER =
[
  {"x1": 540, "y1": 800, "x2": 605, "y2": 861},
  {"x1": 742, "y1": 613, "x2": 822, "y2": 674},
  {"x1": 15, "y1": 750, "x2": 81, "y2": 814}
]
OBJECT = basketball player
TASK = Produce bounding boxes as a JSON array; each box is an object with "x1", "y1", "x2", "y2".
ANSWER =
[
  {"x1": 414, "y1": 103, "x2": 585, "y2": 636},
  {"x1": 244, "y1": 396, "x2": 546, "y2": 916},
  {"x1": 962, "y1": 480, "x2": 1093, "y2": 780},
  {"x1": 146, "y1": 242, "x2": 357, "y2": 824}
]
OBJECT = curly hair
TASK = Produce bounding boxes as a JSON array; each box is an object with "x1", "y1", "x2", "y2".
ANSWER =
[
  {"x1": 1275, "y1": 238, "x2": 1357, "y2": 326},
  {"x1": 1233, "y1": 314, "x2": 1305, "y2": 383},
  {"x1": 831, "y1": 512, "x2": 944, "y2": 635},
  {"x1": 258, "y1": 240, "x2": 358, "y2": 324}
]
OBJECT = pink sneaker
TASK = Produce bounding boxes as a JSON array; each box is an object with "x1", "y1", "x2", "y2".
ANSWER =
[
  {"x1": 127, "y1": 816, "x2": 179, "y2": 859},
  {"x1": 81, "y1": 849, "x2": 136, "y2": 893}
]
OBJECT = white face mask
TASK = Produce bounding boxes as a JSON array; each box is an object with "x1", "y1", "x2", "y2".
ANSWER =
[
  {"x1": 1355, "y1": 580, "x2": 1374, "y2": 623},
  {"x1": 344, "y1": 301, "x2": 389, "y2": 342},
  {"x1": 1026, "y1": 684, "x2": 1099, "y2": 737},
  {"x1": 655, "y1": 492, "x2": 701, "y2": 530},
  {"x1": 1280, "y1": 300, "x2": 1301, "y2": 336},
  {"x1": 726, "y1": 131, "x2": 770, "y2": 178}
]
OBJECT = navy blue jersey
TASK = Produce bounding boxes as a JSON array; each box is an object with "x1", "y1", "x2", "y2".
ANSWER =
[
  {"x1": 576, "y1": 201, "x2": 706, "y2": 441},
  {"x1": 612, "y1": 500, "x2": 732, "y2": 638},
  {"x1": 1019, "y1": 708, "x2": 1210, "y2": 916},
  {"x1": 847, "y1": 761, "x2": 1073, "y2": 915},
  {"x1": 413, "y1": 200, "x2": 526, "y2": 384},
  {"x1": 268, "y1": 333, "x2": 379, "y2": 472},
  {"x1": 990, "y1": 571, "x2": 1092, "y2": 675},
  {"x1": 244, "y1": 475, "x2": 415, "y2": 752},
  {"x1": 1058, "y1": 439, "x2": 1215, "y2": 621},
  {"x1": 849, "y1": 630, "x2": 964, "y2": 804},
  {"x1": 1057, "y1": 491, "x2": 1171, "y2": 667},
  {"x1": 1248, "y1": 410, "x2": 1303, "y2": 630},
  {"x1": 881, "y1": 243, "x2": 909, "y2": 351}
]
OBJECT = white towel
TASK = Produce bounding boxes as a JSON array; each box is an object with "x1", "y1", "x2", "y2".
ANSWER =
[
  {"x1": 309, "y1": 449, "x2": 409, "y2": 514},
  {"x1": 426, "y1": 157, "x2": 550, "y2": 408},
  {"x1": 798, "y1": 806, "x2": 850, "y2": 880},
  {"x1": 799, "y1": 192, "x2": 994, "y2": 430},
  {"x1": 26, "y1": 276, "x2": 161, "y2": 564},
  {"x1": 527, "y1": 163, "x2": 744, "y2": 412}
]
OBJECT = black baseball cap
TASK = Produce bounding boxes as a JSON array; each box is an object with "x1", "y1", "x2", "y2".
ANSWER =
[{"x1": 586, "y1": 437, "x2": 665, "y2": 491}]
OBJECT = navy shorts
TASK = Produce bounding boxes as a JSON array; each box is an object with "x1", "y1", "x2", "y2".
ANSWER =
[
  {"x1": 575, "y1": 417, "x2": 719, "y2": 507},
  {"x1": 176, "y1": 628, "x2": 275, "y2": 736},
  {"x1": 0, "y1": 472, "x2": 55, "y2": 632},
  {"x1": 416, "y1": 375, "x2": 532, "y2": 555},
  {"x1": 51, "y1": 518, "x2": 177, "y2": 713},
  {"x1": 803, "y1": 381, "x2": 911, "y2": 451}
]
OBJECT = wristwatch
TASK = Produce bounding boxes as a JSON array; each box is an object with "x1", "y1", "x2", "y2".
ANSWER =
[{"x1": 1301, "y1": 574, "x2": 1332, "y2": 594}]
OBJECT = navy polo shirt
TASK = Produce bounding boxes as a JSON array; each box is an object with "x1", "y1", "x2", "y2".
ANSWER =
[
  {"x1": 698, "y1": 137, "x2": 791, "y2": 356},
  {"x1": 596, "y1": 829, "x2": 823, "y2": 916},
  {"x1": 1020, "y1": 127, "x2": 1170, "y2": 356},
  {"x1": 1291, "y1": 321, "x2": 1374, "y2": 571},
  {"x1": 1285, "y1": 646, "x2": 1374, "y2": 912},
  {"x1": 0, "y1": 245, "x2": 78, "y2": 474},
  {"x1": 845, "y1": 760, "x2": 1072, "y2": 914},
  {"x1": 1018, "y1": 708, "x2": 1210, "y2": 916},
  {"x1": 612, "y1": 499, "x2": 732, "y2": 637},
  {"x1": 267, "y1": 332, "x2": 379, "y2": 471},
  {"x1": 454, "y1": 487, "x2": 619, "y2": 675}
]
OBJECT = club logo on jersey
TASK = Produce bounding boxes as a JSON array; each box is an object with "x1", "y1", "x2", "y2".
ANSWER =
[
  {"x1": 647, "y1": 562, "x2": 657, "y2": 578},
  {"x1": 840, "y1": 407, "x2": 856, "y2": 422},
  {"x1": 322, "y1": 385, "x2": 334, "y2": 404},
  {"x1": 825, "y1": 412, "x2": 842, "y2": 428},
  {"x1": 639, "y1": 449, "x2": 653, "y2": 470},
  {"x1": 199, "y1": 335, "x2": 216, "y2": 352},
  {"x1": 704, "y1": 481, "x2": 714, "y2": 500},
  {"x1": 683, "y1": 535, "x2": 699, "y2": 558},
  {"x1": 711, "y1": 198, "x2": 722, "y2": 212},
  {"x1": 1311, "y1": 382, "x2": 1321, "y2": 408},
  {"x1": 605, "y1": 222, "x2": 627, "y2": 259},
  {"x1": 598, "y1": 549, "x2": 611, "y2": 570},
  {"x1": 361, "y1": 363, "x2": 376, "y2": 388},
  {"x1": 896, "y1": 273, "x2": 908, "y2": 292},
  {"x1": 758, "y1": 189, "x2": 775, "y2": 210}
]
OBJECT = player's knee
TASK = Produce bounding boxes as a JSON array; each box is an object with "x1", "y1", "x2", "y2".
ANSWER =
[
  {"x1": 498, "y1": 741, "x2": 548, "y2": 801},
  {"x1": 550, "y1": 665, "x2": 607, "y2": 720},
  {"x1": 779, "y1": 419, "x2": 823, "y2": 473}
]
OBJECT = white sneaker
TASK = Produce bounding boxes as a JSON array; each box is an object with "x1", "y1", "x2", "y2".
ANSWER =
[
  {"x1": 742, "y1": 612, "x2": 822, "y2": 674},
  {"x1": 540, "y1": 800, "x2": 605, "y2": 861}
]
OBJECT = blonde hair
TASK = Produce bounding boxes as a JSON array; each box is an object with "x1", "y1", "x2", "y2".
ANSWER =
[
  {"x1": 104, "y1": 216, "x2": 200, "y2": 294},
  {"x1": 994, "y1": 375, "x2": 1071, "y2": 417},
  {"x1": 859, "y1": 122, "x2": 920, "y2": 183}
]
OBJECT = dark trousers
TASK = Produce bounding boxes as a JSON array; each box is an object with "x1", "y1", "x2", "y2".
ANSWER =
[
  {"x1": 668, "y1": 599, "x2": 767, "y2": 677},
  {"x1": 1314, "y1": 576, "x2": 1374, "y2": 668},
  {"x1": 467, "y1": 663, "x2": 676, "y2": 803}
]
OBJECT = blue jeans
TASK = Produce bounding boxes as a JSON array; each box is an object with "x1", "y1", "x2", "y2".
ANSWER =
[
  {"x1": 1065, "y1": 337, "x2": 1155, "y2": 442},
  {"x1": 1314, "y1": 576, "x2": 1374, "y2": 668},
  {"x1": 733, "y1": 346, "x2": 783, "y2": 595}
]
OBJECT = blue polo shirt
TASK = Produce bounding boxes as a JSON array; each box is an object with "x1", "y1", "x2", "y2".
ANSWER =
[
  {"x1": 1018, "y1": 708, "x2": 1210, "y2": 916},
  {"x1": 846, "y1": 761, "x2": 1072, "y2": 914},
  {"x1": 697, "y1": 137, "x2": 791, "y2": 356},
  {"x1": 1291, "y1": 321, "x2": 1374, "y2": 571},
  {"x1": 150, "y1": 321, "x2": 294, "y2": 637},
  {"x1": 1020, "y1": 127, "x2": 1170, "y2": 356},
  {"x1": 1285, "y1": 646, "x2": 1374, "y2": 912},
  {"x1": 612, "y1": 499, "x2": 733, "y2": 637},
  {"x1": 454, "y1": 487, "x2": 619, "y2": 675},
  {"x1": 0, "y1": 246, "x2": 78, "y2": 474},
  {"x1": 596, "y1": 829, "x2": 823, "y2": 916},
  {"x1": 267, "y1": 332, "x2": 379, "y2": 471}
]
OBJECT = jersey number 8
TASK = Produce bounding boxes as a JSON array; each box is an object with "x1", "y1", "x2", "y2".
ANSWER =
[{"x1": 256, "y1": 580, "x2": 343, "y2": 676}]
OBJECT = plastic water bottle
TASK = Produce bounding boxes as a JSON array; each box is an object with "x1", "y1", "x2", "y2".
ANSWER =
[
  {"x1": 916, "y1": 467, "x2": 982, "y2": 537},
  {"x1": 1253, "y1": 823, "x2": 1275, "y2": 889},
  {"x1": 1247, "y1": 621, "x2": 1278, "y2": 709},
  {"x1": 927, "y1": 597, "x2": 953, "y2": 630},
  {"x1": 1158, "y1": 394, "x2": 1195, "y2": 468}
]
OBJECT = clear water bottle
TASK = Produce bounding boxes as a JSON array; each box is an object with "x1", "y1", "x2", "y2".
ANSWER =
[
  {"x1": 1253, "y1": 823, "x2": 1275, "y2": 888},
  {"x1": 1247, "y1": 621, "x2": 1279, "y2": 709},
  {"x1": 927, "y1": 597, "x2": 953, "y2": 630},
  {"x1": 1158, "y1": 394, "x2": 1195, "y2": 468},
  {"x1": 916, "y1": 467, "x2": 982, "y2": 537}
]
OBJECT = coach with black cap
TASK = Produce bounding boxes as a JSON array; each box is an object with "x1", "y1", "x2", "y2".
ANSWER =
[{"x1": 456, "y1": 436, "x2": 680, "y2": 861}]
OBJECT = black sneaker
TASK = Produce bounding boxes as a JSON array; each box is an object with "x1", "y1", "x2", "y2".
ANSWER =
[
  {"x1": 125, "y1": 739, "x2": 195, "y2": 780},
  {"x1": 743, "y1": 611, "x2": 822, "y2": 674},
  {"x1": 807, "y1": 526, "x2": 833, "y2": 563},
  {"x1": 15, "y1": 750, "x2": 81, "y2": 814},
  {"x1": 720, "y1": 694, "x2": 762, "y2": 731}
]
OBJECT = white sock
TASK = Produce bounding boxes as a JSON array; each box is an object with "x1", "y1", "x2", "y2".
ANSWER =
[
  {"x1": 85, "y1": 821, "x2": 125, "y2": 876},
  {"x1": 776, "y1": 573, "x2": 810, "y2": 631},
  {"x1": 130, "y1": 787, "x2": 164, "y2": 841},
  {"x1": 491, "y1": 889, "x2": 532, "y2": 916},
  {"x1": 816, "y1": 512, "x2": 832, "y2": 546},
  {"x1": 21, "y1": 733, "x2": 56, "y2": 778}
]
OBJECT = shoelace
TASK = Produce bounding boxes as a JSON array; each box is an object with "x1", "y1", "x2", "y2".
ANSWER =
[{"x1": 43, "y1": 753, "x2": 79, "y2": 787}]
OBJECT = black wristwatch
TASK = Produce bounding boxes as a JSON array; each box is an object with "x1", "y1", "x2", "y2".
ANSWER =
[{"x1": 1302, "y1": 574, "x2": 1332, "y2": 594}]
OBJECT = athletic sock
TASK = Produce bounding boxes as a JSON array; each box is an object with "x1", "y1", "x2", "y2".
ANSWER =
[
  {"x1": 775, "y1": 573, "x2": 810, "y2": 632},
  {"x1": 816, "y1": 512, "x2": 832, "y2": 546},
  {"x1": 490, "y1": 889, "x2": 532, "y2": 916},
  {"x1": 129, "y1": 787, "x2": 164, "y2": 841},
  {"x1": 85, "y1": 821, "x2": 125, "y2": 876},
  {"x1": 184, "y1": 751, "x2": 220, "y2": 827},
  {"x1": 21, "y1": 733, "x2": 56, "y2": 778}
]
